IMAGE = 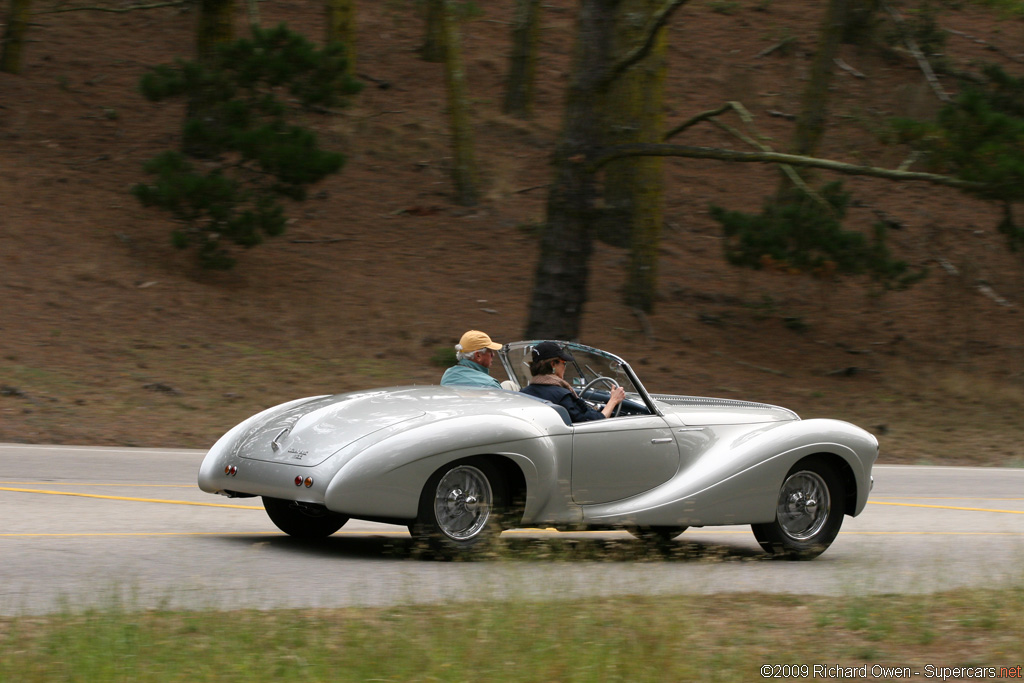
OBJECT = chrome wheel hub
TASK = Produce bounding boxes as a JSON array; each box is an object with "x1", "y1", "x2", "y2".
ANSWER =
[
  {"x1": 434, "y1": 466, "x2": 492, "y2": 541},
  {"x1": 777, "y1": 471, "x2": 830, "y2": 541}
]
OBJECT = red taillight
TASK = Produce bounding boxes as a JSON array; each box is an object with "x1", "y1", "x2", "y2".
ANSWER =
[{"x1": 294, "y1": 476, "x2": 303, "y2": 486}]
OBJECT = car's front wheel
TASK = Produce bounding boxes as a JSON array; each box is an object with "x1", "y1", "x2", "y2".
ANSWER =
[
  {"x1": 262, "y1": 497, "x2": 349, "y2": 538},
  {"x1": 412, "y1": 457, "x2": 506, "y2": 556},
  {"x1": 751, "y1": 458, "x2": 845, "y2": 560}
]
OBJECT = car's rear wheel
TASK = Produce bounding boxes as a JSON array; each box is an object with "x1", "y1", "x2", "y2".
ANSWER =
[
  {"x1": 262, "y1": 497, "x2": 349, "y2": 538},
  {"x1": 628, "y1": 526, "x2": 688, "y2": 543},
  {"x1": 751, "y1": 458, "x2": 845, "y2": 560},
  {"x1": 412, "y1": 457, "x2": 506, "y2": 556}
]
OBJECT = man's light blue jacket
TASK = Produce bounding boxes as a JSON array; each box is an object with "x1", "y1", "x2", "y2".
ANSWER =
[{"x1": 440, "y1": 359, "x2": 502, "y2": 389}]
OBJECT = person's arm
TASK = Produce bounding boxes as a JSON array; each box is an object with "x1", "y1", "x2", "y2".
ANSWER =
[{"x1": 600, "y1": 385, "x2": 626, "y2": 419}]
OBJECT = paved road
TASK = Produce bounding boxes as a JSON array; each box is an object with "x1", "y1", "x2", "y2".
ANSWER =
[{"x1": 1, "y1": 444, "x2": 1022, "y2": 615}]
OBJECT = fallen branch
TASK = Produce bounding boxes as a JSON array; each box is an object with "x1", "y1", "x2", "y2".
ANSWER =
[
  {"x1": 946, "y1": 28, "x2": 1022, "y2": 64},
  {"x1": 884, "y1": 2, "x2": 951, "y2": 103},
  {"x1": 755, "y1": 37, "x2": 796, "y2": 58},
  {"x1": 977, "y1": 283, "x2": 1015, "y2": 307},
  {"x1": 834, "y1": 57, "x2": 865, "y2": 79}
]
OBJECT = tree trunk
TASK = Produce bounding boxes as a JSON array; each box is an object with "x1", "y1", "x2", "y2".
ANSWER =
[
  {"x1": 421, "y1": 0, "x2": 444, "y2": 62},
  {"x1": 602, "y1": 0, "x2": 668, "y2": 313},
  {"x1": 245, "y1": 0, "x2": 259, "y2": 29},
  {"x1": 441, "y1": 0, "x2": 478, "y2": 206},
  {"x1": 525, "y1": 2, "x2": 616, "y2": 340},
  {"x1": 196, "y1": 0, "x2": 235, "y2": 62},
  {"x1": 1, "y1": 0, "x2": 32, "y2": 74},
  {"x1": 187, "y1": 0, "x2": 235, "y2": 157},
  {"x1": 503, "y1": 0, "x2": 541, "y2": 118},
  {"x1": 326, "y1": 0, "x2": 356, "y2": 79},
  {"x1": 776, "y1": 0, "x2": 848, "y2": 199}
]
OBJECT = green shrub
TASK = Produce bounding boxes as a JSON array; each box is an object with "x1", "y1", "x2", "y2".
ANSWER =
[
  {"x1": 710, "y1": 182, "x2": 926, "y2": 289},
  {"x1": 893, "y1": 64, "x2": 1024, "y2": 250},
  {"x1": 134, "y1": 24, "x2": 362, "y2": 269}
]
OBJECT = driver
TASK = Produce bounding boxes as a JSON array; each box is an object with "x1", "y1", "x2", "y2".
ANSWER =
[{"x1": 520, "y1": 342, "x2": 624, "y2": 423}]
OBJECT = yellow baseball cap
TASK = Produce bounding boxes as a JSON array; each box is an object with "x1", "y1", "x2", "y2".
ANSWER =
[{"x1": 459, "y1": 330, "x2": 502, "y2": 353}]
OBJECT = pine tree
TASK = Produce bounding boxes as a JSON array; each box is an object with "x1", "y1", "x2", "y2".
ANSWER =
[{"x1": 133, "y1": 25, "x2": 363, "y2": 269}]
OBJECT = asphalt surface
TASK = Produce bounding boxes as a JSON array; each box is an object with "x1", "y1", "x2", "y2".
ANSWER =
[{"x1": 1, "y1": 443, "x2": 1022, "y2": 615}]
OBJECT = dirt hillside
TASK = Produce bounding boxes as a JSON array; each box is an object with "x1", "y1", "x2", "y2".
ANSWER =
[{"x1": 1, "y1": 0, "x2": 1022, "y2": 465}]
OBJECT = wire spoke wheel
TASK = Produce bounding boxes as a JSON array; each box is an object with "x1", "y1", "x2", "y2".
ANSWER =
[
  {"x1": 413, "y1": 457, "x2": 507, "y2": 557},
  {"x1": 751, "y1": 458, "x2": 845, "y2": 560}
]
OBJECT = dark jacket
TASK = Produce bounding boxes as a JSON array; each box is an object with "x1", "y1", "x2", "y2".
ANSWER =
[{"x1": 520, "y1": 383, "x2": 606, "y2": 423}]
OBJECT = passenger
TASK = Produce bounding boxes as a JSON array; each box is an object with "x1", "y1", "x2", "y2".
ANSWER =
[
  {"x1": 440, "y1": 330, "x2": 504, "y2": 389},
  {"x1": 520, "y1": 342, "x2": 624, "y2": 423}
]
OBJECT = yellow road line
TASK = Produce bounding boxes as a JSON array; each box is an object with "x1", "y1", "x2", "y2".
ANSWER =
[
  {"x1": 3, "y1": 487, "x2": 1022, "y2": 516},
  {"x1": 0, "y1": 481, "x2": 193, "y2": 488},
  {"x1": 868, "y1": 501, "x2": 1024, "y2": 514},
  {"x1": 2, "y1": 530, "x2": 1022, "y2": 539},
  {"x1": 1, "y1": 531, "x2": 280, "y2": 537},
  {"x1": 0, "y1": 487, "x2": 260, "y2": 509},
  {"x1": 873, "y1": 497, "x2": 1024, "y2": 502}
]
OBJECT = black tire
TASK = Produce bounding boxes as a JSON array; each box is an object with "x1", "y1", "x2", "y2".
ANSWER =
[
  {"x1": 628, "y1": 526, "x2": 688, "y2": 543},
  {"x1": 262, "y1": 497, "x2": 349, "y2": 538},
  {"x1": 751, "y1": 458, "x2": 845, "y2": 560},
  {"x1": 412, "y1": 457, "x2": 507, "y2": 556}
]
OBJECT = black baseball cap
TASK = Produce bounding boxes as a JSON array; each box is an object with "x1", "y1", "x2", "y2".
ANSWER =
[{"x1": 531, "y1": 341, "x2": 574, "y2": 363}]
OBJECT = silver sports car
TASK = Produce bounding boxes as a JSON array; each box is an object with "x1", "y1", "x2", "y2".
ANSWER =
[{"x1": 199, "y1": 341, "x2": 877, "y2": 559}]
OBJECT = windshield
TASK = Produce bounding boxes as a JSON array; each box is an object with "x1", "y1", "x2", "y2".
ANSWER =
[{"x1": 501, "y1": 341, "x2": 643, "y2": 397}]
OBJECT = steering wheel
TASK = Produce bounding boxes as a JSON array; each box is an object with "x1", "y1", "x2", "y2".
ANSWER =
[{"x1": 579, "y1": 376, "x2": 623, "y2": 418}]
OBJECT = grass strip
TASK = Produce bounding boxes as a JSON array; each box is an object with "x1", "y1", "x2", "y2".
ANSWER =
[{"x1": 0, "y1": 589, "x2": 1021, "y2": 682}]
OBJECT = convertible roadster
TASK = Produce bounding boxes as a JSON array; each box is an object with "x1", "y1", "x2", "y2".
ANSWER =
[{"x1": 199, "y1": 341, "x2": 877, "y2": 559}]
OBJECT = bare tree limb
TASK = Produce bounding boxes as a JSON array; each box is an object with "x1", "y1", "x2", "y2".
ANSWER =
[
  {"x1": 604, "y1": 0, "x2": 690, "y2": 86},
  {"x1": 589, "y1": 143, "x2": 985, "y2": 191},
  {"x1": 664, "y1": 101, "x2": 832, "y2": 211},
  {"x1": 37, "y1": 1, "x2": 186, "y2": 14},
  {"x1": 663, "y1": 102, "x2": 731, "y2": 142}
]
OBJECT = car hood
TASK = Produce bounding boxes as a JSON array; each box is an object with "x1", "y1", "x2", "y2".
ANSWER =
[{"x1": 649, "y1": 394, "x2": 798, "y2": 425}]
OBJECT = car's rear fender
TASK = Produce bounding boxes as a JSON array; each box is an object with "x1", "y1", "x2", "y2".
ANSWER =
[{"x1": 323, "y1": 413, "x2": 571, "y2": 521}]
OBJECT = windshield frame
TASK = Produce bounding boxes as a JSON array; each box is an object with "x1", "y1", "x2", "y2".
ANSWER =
[{"x1": 499, "y1": 340, "x2": 660, "y2": 416}]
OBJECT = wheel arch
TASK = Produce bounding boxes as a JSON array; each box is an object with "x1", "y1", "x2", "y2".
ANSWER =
[
  {"x1": 791, "y1": 451, "x2": 859, "y2": 517},
  {"x1": 485, "y1": 453, "x2": 527, "y2": 527},
  {"x1": 419, "y1": 453, "x2": 527, "y2": 524}
]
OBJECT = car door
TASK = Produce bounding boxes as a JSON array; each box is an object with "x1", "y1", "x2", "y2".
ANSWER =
[{"x1": 570, "y1": 414, "x2": 681, "y2": 504}]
